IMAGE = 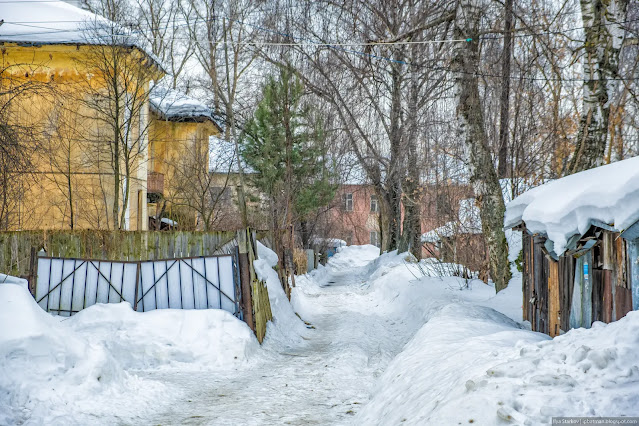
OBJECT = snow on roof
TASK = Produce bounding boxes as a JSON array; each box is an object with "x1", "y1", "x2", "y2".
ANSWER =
[
  {"x1": 0, "y1": 0, "x2": 162, "y2": 69},
  {"x1": 422, "y1": 198, "x2": 482, "y2": 243},
  {"x1": 149, "y1": 87, "x2": 219, "y2": 127},
  {"x1": 504, "y1": 156, "x2": 639, "y2": 255},
  {"x1": 0, "y1": 0, "x2": 103, "y2": 44}
]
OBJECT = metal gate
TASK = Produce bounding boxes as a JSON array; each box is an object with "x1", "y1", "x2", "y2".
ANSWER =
[{"x1": 34, "y1": 254, "x2": 241, "y2": 317}]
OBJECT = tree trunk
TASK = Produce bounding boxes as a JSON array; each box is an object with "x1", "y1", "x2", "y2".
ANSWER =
[
  {"x1": 569, "y1": 0, "x2": 629, "y2": 173},
  {"x1": 497, "y1": 0, "x2": 513, "y2": 178},
  {"x1": 399, "y1": 41, "x2": 422, "y2": 259},
  {"x1": 452, "y1": 0, "x2": 511, "y2": 292},
  {"x1": 387, "y1": 50, "x2": 404, "y2": 251}
]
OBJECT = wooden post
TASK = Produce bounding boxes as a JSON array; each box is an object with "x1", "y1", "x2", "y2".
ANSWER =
[
  {"x1": 237, "y1": 229, "x2": 255, "y2": 332},
  {"x1": 603, "y1": 231, "x2": 614, "y2": 270},
  {"x1": 603, "y1": 269, "x2": 613, "y2": 323},
  {"x1": 133, "y1": 262, "x2": 141, "y2": 311},
  {"x1": 27, "y1": 246, "x2": 38, "y2": 297},
  {"x1": 548, "y1": 257, "x2": 560, "y2": 337}
]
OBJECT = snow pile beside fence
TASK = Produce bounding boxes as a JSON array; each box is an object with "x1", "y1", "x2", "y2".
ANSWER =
[
  {"x1": 0, "y1": 284, "x2": 160, "y2": 425},
  {"x1": 0, "y1": 273, "x2": 28, "y2": 290},
  {"x1": 357, "y1": 301, "x2": 639, "y2": 425},
  {"x1": 0, "y1": 283, "x2": 257, "y2": 425},
  {"x1": 254, "y1": 242, "x2": 309, "y2": 346},
  {"x1": 68, "y1": 302, "x2": 258, "y2": 370}
]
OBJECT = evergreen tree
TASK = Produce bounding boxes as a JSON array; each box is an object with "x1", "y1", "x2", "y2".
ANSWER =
[{"x1": 241, "y1": 66, "x2": 336, "y2": 249}]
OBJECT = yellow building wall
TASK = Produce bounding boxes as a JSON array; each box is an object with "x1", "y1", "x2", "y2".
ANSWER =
[
  {"x1": 147, "y1": 118, "x2": 219, "y2": 229},
  {"x1": 1, "y1": 43, "x2": 159, "y2": 230}
]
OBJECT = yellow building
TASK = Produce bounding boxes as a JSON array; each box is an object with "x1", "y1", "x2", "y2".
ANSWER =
[
  {"x1": 147, "y1": 87, "x2": 222, "y2": 229},
  {"x1": 0, "y1": 0, "x2": 217, "y2": 231}
]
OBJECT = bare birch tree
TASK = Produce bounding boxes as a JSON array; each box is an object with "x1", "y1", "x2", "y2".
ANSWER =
[
  {"x1": 452, "y1": 0, "x2": 511, "y2": 291},
  {"x1": 569, "y1": 0, "x2": 630, "y2": 173}
]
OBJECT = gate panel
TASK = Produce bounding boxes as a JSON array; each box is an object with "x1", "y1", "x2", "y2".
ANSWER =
[
  {"x1": 219, "y1": 256, "x2": 236, "y2": 313},
  {"x1": 167, "y1": 260, "x2": 182, "y2": 309},
  {"x1": 179, "y1": 259, "x2": 196, "y2": 310},
  {"x1": 139, "y1": 261, "x2": 156, "y2": 311},
  {"x1": 96, "y1": 262, "x2": 112, "y2": 305},
  {"x1": 71, "y1": 261, "x2": 88, "y2": 314},
  {"x1": 84, "y1": 260, "x2": 99, "y2": 307},
  {"x1": 36, "y1": 254, "x2": 241, "y2": 317},
  {"x1": 190, "y1": 258, "x2": 207, "y2": 309},
  {"x1": 205, "y1": 257, "x2": 221, "y2": 309}
]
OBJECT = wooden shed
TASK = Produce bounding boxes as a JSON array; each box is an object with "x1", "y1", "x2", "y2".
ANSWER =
[
  {"x1": 505, "y1": 158, "x2": 639, "y2": 337},
  {"x1": 517, "y1": 224, "x2": 638, "y2": 336}
]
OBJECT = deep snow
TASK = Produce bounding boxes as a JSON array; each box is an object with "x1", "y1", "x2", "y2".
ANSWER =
[{"x1": 2, "y1": 243, "x2": 638, "y2": 425}]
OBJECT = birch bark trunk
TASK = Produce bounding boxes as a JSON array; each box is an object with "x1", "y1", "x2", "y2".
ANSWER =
[
  {"x1": 452, "y1": 0, "x2": 511, "y2": 291},
  {"x1": 569, "y1": 0, "x2": 629, "y2": 173}
]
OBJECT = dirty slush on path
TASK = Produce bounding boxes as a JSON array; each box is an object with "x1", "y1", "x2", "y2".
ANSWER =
[{"x1": 146, "y1": 246, "x2": 421, "y2": 426}]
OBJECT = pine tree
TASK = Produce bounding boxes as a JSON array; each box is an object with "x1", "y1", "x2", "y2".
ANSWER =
[{"x1": 241, "y1": 66, "x2": 336, "y2": 261}]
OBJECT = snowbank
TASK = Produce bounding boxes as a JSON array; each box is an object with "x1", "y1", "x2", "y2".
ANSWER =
[
  {"x1": 0, "y1": 285, "x2": 154, "y2": 425},
  {"x1": 0, "y1": 284, "x2": 257, "y2": 424},
  {"x1": 504, "y1": 156, "x2": 639, "y2": 255},
  {"x1": 68, "y1": 302, "x2": 258, "y2": 371},
  {"x1": 324, "y1": 244, "x2": 380, "y2": 272},
  {"x1": 0, "y1": 272, "x2": 28, "y2": 290},
  {"x1": 254, "y1": 242, "x2": 309, "y2": 346},
  {"x1": 357, "y1": 301, "x2": 639, "y2": 424}
]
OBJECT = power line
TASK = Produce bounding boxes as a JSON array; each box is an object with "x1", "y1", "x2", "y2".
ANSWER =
[
  {"x1": 3, "y1": 11, "x2": 639, "y2": 44},
  {"x1": 3, "y1": 6, "x2": 639, "y2": 78}
]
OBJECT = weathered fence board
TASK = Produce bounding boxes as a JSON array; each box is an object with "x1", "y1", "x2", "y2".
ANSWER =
[
  {"x1": 559, "y1": 255, "x2": 575, "y2": 333},
  {"x1": 548, "y1": 259, "x2": 560, "y2": 337}
]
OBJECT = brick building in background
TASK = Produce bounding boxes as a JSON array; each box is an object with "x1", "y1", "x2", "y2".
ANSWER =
[{"x1": 326, "y1": 182, "x2": 477, "y2": 248}]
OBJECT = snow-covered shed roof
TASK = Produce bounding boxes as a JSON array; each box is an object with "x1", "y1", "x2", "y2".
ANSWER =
[
  {"x1": 149, "y1": 87, "x2": 221, "y2": 129},
  {"x1": 504, "y1": 156, "x2": 639, "y2": 256},
  {"x1": 0, "y1": 0, "x2": 162, "y2": 70},
  {"x1": 422, "y1": 198, "x2": 482, "y2": 243}
]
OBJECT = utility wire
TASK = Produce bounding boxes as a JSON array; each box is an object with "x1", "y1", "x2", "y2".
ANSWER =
[
  {"x1": 3, "y1": 7, "x2": 639, "y2": 79},
  {"x1": 3, "y1": 12, "x2": 639, "y2": 44}
]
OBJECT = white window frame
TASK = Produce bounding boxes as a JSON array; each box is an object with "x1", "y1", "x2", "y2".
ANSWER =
[
  {"x1": 343, "y1": 193, "x2": 353, "y2": 212},
  {"x1": 370, "y1": 195, "x2": 379, "y2": 213}
]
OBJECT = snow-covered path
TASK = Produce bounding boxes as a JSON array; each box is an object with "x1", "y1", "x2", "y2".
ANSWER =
[{"x1": 147, "y1": 246, "x2": 417, "y2": 425}]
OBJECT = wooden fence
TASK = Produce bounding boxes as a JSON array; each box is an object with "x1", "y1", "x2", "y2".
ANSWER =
[
  {"x1": 0, "y1": 228, "x2": 275, "y2": 344},
  {"x1": 0, "y1": 230, "x2": 237, "y2": 279}
]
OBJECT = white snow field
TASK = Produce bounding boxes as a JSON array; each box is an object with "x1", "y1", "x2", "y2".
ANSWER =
[{"x1": 2, "y1": 244, "x2": 639, "y2": 425}]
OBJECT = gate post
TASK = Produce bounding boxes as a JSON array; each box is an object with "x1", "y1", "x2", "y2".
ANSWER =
[
  {"x1": 28, "y1": 246, "x2": 38, "y2": 297},
  {"x1": 133, "y1": 261, "x2": 141, "y2": 311},
  {"x1": 237, "y1": 229, "x2": 255, "y2": 332}
]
